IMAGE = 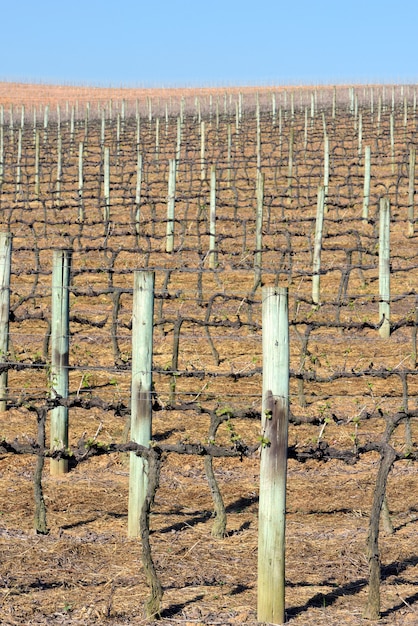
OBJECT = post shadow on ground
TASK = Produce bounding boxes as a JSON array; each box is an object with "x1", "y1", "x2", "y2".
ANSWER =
[
  {"x1": 160, "y1": 594, "x2": 204, "y2": 619},
  {"x1": 286, "y1": 555, "x2": 418, "y2": 620},
  {"x1": 160, "y1": 584, "x2": 251, "y2": 618},
  {"x1": 153, "y1": 494, "x2": 258, "y2": 535}
]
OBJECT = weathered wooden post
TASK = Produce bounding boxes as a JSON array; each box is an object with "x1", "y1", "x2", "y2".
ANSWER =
[
  {"x1": 200, "y1": 120, "x2": 206, "y2": 181},
  {"x1": 323, "y1": 134, "x2": 329, "y2": 204},
  {"x1": 69, "y1": 105, "x2": 75, "y2": 147},
  {"x1": 358, "y1": 112, "x2": 363, "y2": 158},
  {"x1": 166, "y1": 159, "x2": 176, "y2": 253},
  {"x1": 254, "y1": 170, "x2": 264, "y2": 289},
  {"x1": 78, "y1": 142, "x2": 84, "y2": 222},
  {"x1": 208, "y1": 165, "x2": 217, "y2": 268},
  {"x1": 155, "y1": 117, "x2": 160, "y2": 162},
  {"x1": 362, "y1": 146, "x2": 371, "y2": 220},
  {"x1": 15, "y1": 127, "x2": 22, "y2": 198},
  {"x1": 379, "y1": 198, "x2": 391, "y2": 338},
  {"x1": 390, "y1": 113, "x2": 395, "y2": 174},
  {"x1": 176, "y1": 116, "x2": 181, "y2": 162},
  {"x1": 0, "y1": 233, "x2": 12, "y2": 411},
  {"x1": 258, "y1": 286, "x2": 289, "y2": 625},
  {"x1": 103, "y1": 146, "x2": 110, "y2": 222},
  {"x1": 287, "y1": 127, "x2": 294, "y2": 194},
  {"x1": 34, "y1": 130, "x2": 40, "y2": 199},
  {"x1": 135, "y1": 151, "x2": 143, "y2": 240},
  {"x1": 227, "y1": 123, "x2": 232, "y2": 186},
  {"x1": 128, "y1": 271, "x2": 155, "y2": 537},
  {"x1": 43, "y1": 105, "x2": 49, "y2": 144},
  {"x1": 408, "y1": 145, "x2": 416, "y2": 237},
  {"x1": 100, "y1": 109, "x2": 106, "y2": 150},
  {"x1": 256, "y1": 103, "x2": 261, "y2": 171},
  {"x1": 55, "y1": 133, "x2": 62, "y2": 207},
  {"x1": 50, "y1": 249, "x2": 71, "y2": 475},
  {"x1": 312, "y1": 186, "x2": 325, "y2": 305}
]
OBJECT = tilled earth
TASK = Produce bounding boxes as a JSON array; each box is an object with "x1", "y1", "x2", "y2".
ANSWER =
[{"x1": 0, "y1": 409, "x2": 417, "y2": 625}]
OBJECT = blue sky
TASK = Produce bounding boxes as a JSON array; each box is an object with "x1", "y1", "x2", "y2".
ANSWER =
[{"x1": 1, "y1": 0, "x2": 417, "y2": 87}]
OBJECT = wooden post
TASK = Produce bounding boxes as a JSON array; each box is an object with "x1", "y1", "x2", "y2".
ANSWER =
[
  {"x1": 256, "y1": 102, "x2": 261, "y2": 170},
  {"x1": 323, "y1": 134, "x2": 329, "y2": 203},
  {"x1": 287, "y1": 127, "x2": 294, "y2": 194},
  {"x1": 84, "y1": 102, "x2": 90, "y2": 140},
  {"x1": 55, "y1": 133, "x2": 62, "y2": 207},
  {"x1": 8, "y1": 105, "x2": 14, "y2": 146},
  {"x1": 176, "y1": 116, "x2": 181, "y2": 162},
  {"x1": 408, "y1": 146, "x2": 416, "y2": 237},
  {"x1": 209, "y1": 165, "x2": 217, "y2": 268},
  {"x1": 272, "y1": 92, "x2": 276, "y2": 125},
  {"x1": 377, "y1": 96, "x2": 382, "y2": 134},
  {"x1": 43, "y1": 105, "x2": 49, "y2": 144},
  {"x1": 258, "y1": 286, "x2": 289, "y2": 625},
  {"x1": 70, "y1": 105, "x2": 75, "y2": 146},
  {"x1": 390, "y1": 113, "x2": 395, "y2": 174},
  {"x1": 200, "y1": 120, "x2": 206, "y2": 181},
  {"x1": 135, "y1": 151, "x2": 143, "y2": 240},
  {"x1": 379, "y1": 198, "x2": 391, "y2": 338},
  {"x1": 116, "y1": 113, "x2": 121, "y2": 160},
  {"x1": 312, "y1": 186, "x2": 325, "y2": 305},
  {"x1": 136, "y1": 112, "x2": 141, "y2": 145},
  {"x1": 103, "y1": 146, "x2": 110, "y2": 222},
  {"x1": 166, "y1": 159, "x2": 176, "y2": 253},
  {"x1": 15, "y1": 127, "x2": 22, "y2": 198},
  {"x1": 227, "y1": 123, "x2": 232, "y2": 186},
  {"x1": 78, "y1": 142, "x2": 84, "y2": 222},
  {"x1": 50, "y1": 249, "x2": 71, "y2": 475},
  {"x1": 254, "y1": 170, "x2": 264, "y2": 288},
  {"x1": 363, "y1": 146, "x2": 371, "y2": 220},
  {"x1": 34, "y1": 130, "x2": 40, "y2": 199},
  {"x1": 128, "y1": 271, "x2": 155, "y2": 537},
  {"x1": 155, "y1": 117, "x2": 160, "y2": 162},
  {"x1": 100, "y1": 109, "x2": 106, "y2": 149},
  {"x1": 0, "y1": 233, "x2": 12, "y2": 412}
]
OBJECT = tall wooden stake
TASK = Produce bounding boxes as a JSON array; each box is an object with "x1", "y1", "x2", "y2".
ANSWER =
[
  {"x1": 209, "y1": 165, "x2": 217, "y2": 268},
  {"x1": 0, "y1": 233, "x2": 12, "y2": 411},
  {"x1": 166, "y1": 159, "x2": 176, "y2": 253},
  {"x1": 128, "y1": 271, "x2": 155, "y2": 537},
  {"x1": 50, "y1": 250, "x2": 71, "y2": 475},
  {"x1": 408, "y1": 146, "x2": 416, "y2": 237},
  {"x1": 363, "y1": 146, "x2": 371, "y2": 220},
  {"x1": 258, "y1": 286, "x2": 289, "y2": 625},
  {"x1": 379, "y1": 198, "x2": 390, "y2": 338},
  {"x1": 312, "y1": 186, "x2": 325, "y2": 305}
]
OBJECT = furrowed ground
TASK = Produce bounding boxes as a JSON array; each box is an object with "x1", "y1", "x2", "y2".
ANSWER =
[{"x1": 0, "y1": 83, "x2": 417, "y2": 625}]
